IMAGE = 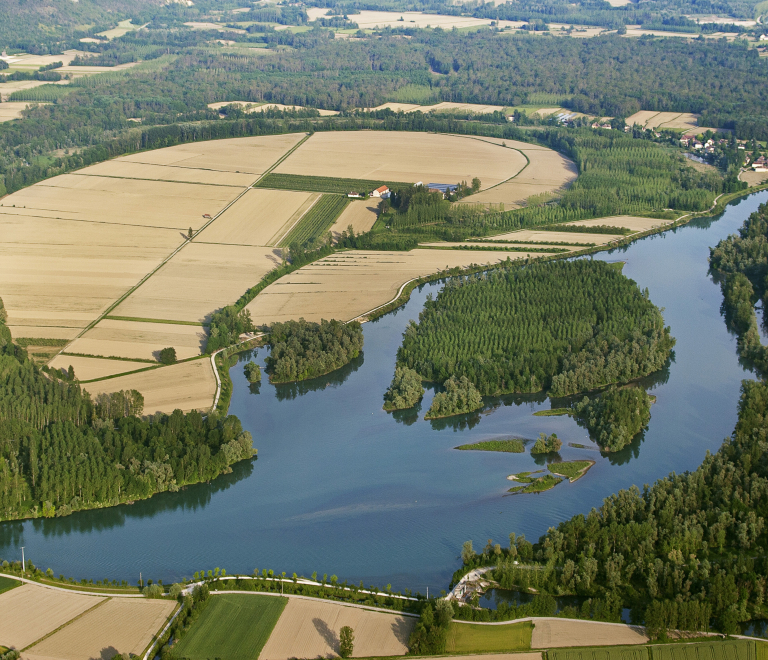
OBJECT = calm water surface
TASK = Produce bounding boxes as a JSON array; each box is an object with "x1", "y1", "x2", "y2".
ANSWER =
[{"x1": 2, "y1": 191, "x2": 766, "y2": 592}]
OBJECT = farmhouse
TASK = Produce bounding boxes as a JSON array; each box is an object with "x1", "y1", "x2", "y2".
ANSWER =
[
  {"x1": 428, "y1": 183, "x2": 459, "y2": 194},
  {"x1": 753, "y1": 156, "x2": 768, "y2": 171},
  {"x1": 371, "y1": 185, "x2": 390, "y2": 198}
]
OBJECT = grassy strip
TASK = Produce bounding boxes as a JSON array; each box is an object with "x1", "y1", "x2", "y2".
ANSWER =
[
  {"x1": 421, "y1": 244, "x2": 571, "y2": 253},
  {"x1": 469, "y1": 238, "x2": 597, "y2": 247},
  {"x1": 60, "y1": 352, "x2": 157, "y2": 363},
  {"x1": 445, "y1": 620, "x2": 533, "y2": 653},
  {"x1": 104, "y1": 315, "x2": 207, "y2": 327},
  {"x1": 455, "y1": 439, "x2": 525, "y2": 453},
  {"x1": 540, "y1": 224, "x2": 634, "y2": 235},
  {"x1": 279, "y1": 194, "x2": 350, "y2": 247},
  {"x1": 21, "y1": 598, "x2": 110, "y2": 652},
  {"x1": 14, "y1": 337, "x2": 69, "y2": 347},
  {"x1": 548, "y1": 460, "x2": 595, "y2": 482},
  {"x1": 533, "y1": 408, "x2": 572, "y2": 416},
  {"x1": 0, "y1": 576, "x2": 20, "y2": 594},
  {"x1": 78, "y1": 355, "x2": 207, "y2": 383},
  {"x1": 256, "y1": 172, "x2": 410, "y2": 194}
]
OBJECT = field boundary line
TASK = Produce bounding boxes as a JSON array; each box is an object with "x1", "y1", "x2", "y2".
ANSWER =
[
  {"x1": 452, "y1": 134, "x2": 532, "y2": 194},
  {"x1": 210, "y1": 334, "x2": 264, "y2": 411},
  {"x1": 269, "y1": 191, "x2": 322, "y2": 246},
  {"x1": 350, "y1": 277, "x2": 421, "y2": 323},
  {"x1": 0, "y1": 572, "x2": 145, "y2": 597},
  {"x1": 21, "y1": 596, "x2": 112, "y2": 651},
  {"x1": 142, "y1": 601, "x2": 182, "y2": 660},
  {"x1": 103, "y1": 315, "x2": 207, "y2": 326},
  {"x1": 70, "y1": 172, "x2": 250, "y2": 188}
]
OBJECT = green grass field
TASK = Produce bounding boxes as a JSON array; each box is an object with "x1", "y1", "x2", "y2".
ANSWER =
[
  {"x1": 549, "y1": 460, "x2": 594, "y2": 482},
  {"x1": 172, "y1": 594, "x2": 287, "y2": 659},
  {"x1": 549, "y1": 646, "x2": 649, "y2": 660},
  {"x1": 456, "y1": 438, "x2": 525, "y2": 453},
  {"x1": 0, "y1": 575, "x2": 21, "y2": 594},
  {"x1": 279, "y1": 194, "x2": 350, "y2": 247},
  {"x1": 257, "y1": 173, "x2": 410, "y2": 195},
  {"x1": 548, "y1": 640, "x2": 759, "y2": 660},
  {"x1": 445, "y1": 621, "x2": 532, "y2": 653}
]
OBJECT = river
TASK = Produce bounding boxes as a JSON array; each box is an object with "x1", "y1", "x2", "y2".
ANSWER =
[{"x1": 1, "y1": 191, "x2": 766, "y2": 593}]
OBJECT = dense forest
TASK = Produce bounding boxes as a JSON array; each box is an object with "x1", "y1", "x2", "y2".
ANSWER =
[
  {"x1": 0, "y1": 299, "x2": 256, "y2": 522},
  {"x1": 394, "y1": 260, "x2": 675, "y2": 397},
  {"x1": 265, "y1": 319, "x2": 364, "y2": 383},
  {"x1": 383, "y1": 366, "x2": 424, "y2": 411},
  {"x1": 424, "y1": 375, "x2": 484, "y2": 419},
  {"x1": 572, "y1": 386, "x2": 653, "y2": 451}
]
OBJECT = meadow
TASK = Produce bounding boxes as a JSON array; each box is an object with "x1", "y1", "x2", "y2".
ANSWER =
[
  {"x1": 446, "y1": 621, "x2": 533, "y2": 653},
  {"x1": 279, "y1": 194, "x2": 350, "y2": 247}
]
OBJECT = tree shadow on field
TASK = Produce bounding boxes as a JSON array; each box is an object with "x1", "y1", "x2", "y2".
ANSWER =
[
  {"x1": 93, "y1": 646, "x2": 122, "y2": 660},
  {"x1": 312, "y1": 617, "x2": 339, "y2": 655},
  {"x1": 392, "y1": 617, "x2": 414, "y2": 645}
]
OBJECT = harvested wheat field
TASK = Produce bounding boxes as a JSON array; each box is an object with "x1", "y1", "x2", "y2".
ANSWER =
[
  {"x1": 331, "y1": 10, "x2": 493, "y2": 29},
  {"x1": 460, "y1": 145, "x2": 577, "y2": 207},
  {"x1": 24, "y1": 597, "x2": 175, "y2": 660},
  {"x1": 0, "y1": 583, "x2": 105, "y2": 650},
  {"x1": 67, "y1": 319, "x2": 206, "y2": 361},
  {"x1": 47, "y1": 355, "x2": 152, "y2": 382},
  {"x1": 0, "y1": 217, "x2": 181, "y2": 337},
  {"x1": 113, "y1": 243, "x2": 282, "y2": 323},
  {"x1": 84, "y1": 359, "x2": 216, "y2": 414},
  {"x1": 247, "y1": 249, "x2": 553, "y2": 325},
  {"x1": 0, "y1": 102, "x2": 37, "y2": 123},
  {"x1": 530, "y1": 619, "x2": 648, "y2": 648},
  {"x1": 330, "y1": 199, "x2": 380, "y2": 239},
  {"x1": 119, "y1": 133, "x2": 305, "y2": 174},
  {"x1": 260, "y1": 598, "x2": 415, "y2": 660},
  {"x1": 424, "y1": 102, "x2": 506, "y2": 114},
  {"x1": 742, "y1": 170, "x2": 768, "y2": 187},
  {"x1": 1, "y1": 176, "x2": 243, "y2": 230},
  {"x1": 483, "y1": 229, "x2": 624, "y2": 245},
  {"x1": 567, "y1": 215, "x2": 674, "y2": 232},
  {"x1": 274, "y1": 131, "x2": 527, "y2": 189},
  {"x1": 74, "y1": 160, "x2": 257, "y2": 187},
  {"x1": 626, "y1": 111, "x2": 700, "y2": 131},
  {"x1": 197, "y1": 188, "x2": 321, "y2": 246}
]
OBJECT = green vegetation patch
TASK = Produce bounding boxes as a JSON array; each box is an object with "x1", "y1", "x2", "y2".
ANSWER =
[
  {"x1": 14, "y1": 337, "x2": 68, "y2": 347},
  {"x1": 573, "y1": 386, "x2": 652, "y2": 452},
  {"x1": 533, "y1": 408, "x2": 572, "y2": 416},
  {"x1": 266, "y1": 318, "x2": 363, "y2": 383},
  {"x1": 172, "y1": 594, "x2": 287, "y2": 659},
  {"x1": 541, "y1": 224, "x2": 634, "y2": 235},
  {"x1": 456, "y1": 438, "x2": 525, "y2": 453},
  {"x1": 425, "y1": 375, "x2": 483, "y2": 419},
  {"x1": 8, "y1": 84, "x2": 74, "y2": 102},
  {"x1": 383, "y1": 365, "x2": 424, "y2": 410},
  {"x1": 548, "y1": 459, "x2": 594, "y2": 481},
  {"x1": 649, "y1": 640, "x2": 756, "y2": 660},
  {"x1": 396, "y1": 260, "x2": 674, "y2": 398},
  {"x1": 279, "y1": 194, "x2": 349, "y2": 247},
  {"x1": 445, "y1": 620, "x2": 533, "y2": 653},
  {"x1": 549, "y1": 645, "x2": 649, "y2": 660},
  {"x1": 507, "y1": 471, "x2": 562, "y2": 493},
  {"x1": 0, "y1": 575, "x2": 21, "y2": 594},
  {"x1": 257, "y1": 173, "x2": 409, "y2": 195}
]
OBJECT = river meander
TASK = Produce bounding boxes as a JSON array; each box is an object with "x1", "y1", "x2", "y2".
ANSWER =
[{"x1": 2, "y1": 191, "x2": 767, "y2": 592}]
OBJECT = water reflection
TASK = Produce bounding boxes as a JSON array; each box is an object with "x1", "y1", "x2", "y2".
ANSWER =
[{"x1": 273, "y1": 352, "x2": 365, "y2": 401}]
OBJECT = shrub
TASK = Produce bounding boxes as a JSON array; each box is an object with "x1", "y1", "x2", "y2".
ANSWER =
[
  {"x1": 158, "y1": 347, "x2": 177, "y2": 364},
  {"x1": 339, "y1": 625, "x2": 354, "y2": 658}
]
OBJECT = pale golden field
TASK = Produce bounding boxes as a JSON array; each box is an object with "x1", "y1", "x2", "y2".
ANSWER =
[
  {"x1": 460, "y1": 145, "x2": 578, "y2": 207},
  {"x1": 75, "y1": 160, "x2": 258, "y2": 187},
  {"x1": 0, "y1": 216, "x2": 181, "y2": 336},
  {"x1": 246, "y1": 249, "x2": 555, "y2": 325},
  {"x1": 197, "y1": 188, "x2": 321, "y2": 246},
  {"x1": 420, "y1": 242, "x2": 584, "y2": 252},
  {"x1": 742, "y1": 170, "x2": 768, "y2": 187},
  {"x1": 0, "y1": 102, "x2": 35, "y2": 123},
  {"x1": 330, "y1": 199, "x2": 380, "y2": 239},
  {"x1": 568, "y1": 215, "x2": 675, "y2": 232},
  {"x1": 84, "y1": 359, "x2": 216, "y2": 414},
  {"x1": 530, "y1": 619, "x2": 648, "y2": 648},
  {"x1": 260, "y1": 598, "x2": 415, "y2": 660},
  {"x1": 48, "y1": 355, "x2": 153, "y2": 381},
  {"x1": 0, "y1": 583, "x2": 105, "y2": 650},
  {"x1": 486, "y1": 229, "x2": 624, "y2": 244},
  {"x1": 325, "y1": 10, "x2": 493, "y2": 29},
  {"x1": 67, "y1": 319, "x2": 207, "y2": 361},
  {"x1": 24, "y1": 597, "x2": 175, "y2": 660},
  {"x1": 1, "y1": 176, "x2": 243, "y2": 230},
  {"x1": 208, "y1": 101, "x2": 339, "y2": 116},
  {"x1": 274, "y1": 131, "x2": 527, "y2": 188},
  {"x1": 625, "y1": 110, "x2": 700, "y2": 131},
  {"x1": 120, "y1": 132, "x2": 305, "y2": 173},
  {"x1": 113, "y1": 243, "x2": 282, "y2": 322}
]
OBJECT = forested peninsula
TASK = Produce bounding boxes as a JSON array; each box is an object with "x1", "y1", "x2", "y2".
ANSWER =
[
  {"x1": 265, "y1": 319, "x2": 364, "y2": 383},
  {"x1": 0, "y1": 301, "x2": 256, "y2": 522},
  {"x1": 393, "y1": 260, "x2": 675, "y2": 401}
]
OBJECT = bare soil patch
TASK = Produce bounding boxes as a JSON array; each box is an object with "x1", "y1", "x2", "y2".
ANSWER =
[
  {"x1": 0, "y1": 583, "x2": 104, "y2": 650},
  {"x1": 567, "y1": 215, "x2": 674, "y2": 232},
  {"x1": 742, "y1": 170, "x2": 768, "y2": 187},
  {"x1": 530, "y1": 619, "x2": 648, "y2": 648},
  {"x1": 113, "y1": 243, "x2": 282, "y2": 323},
  {"x1": 84, "y1": 359, "x2": 216, "y2": 414},
  {"x1": 274, "y1": 131, "x2": 526, "y2": 189},
  {"x1": 25, "y1": 597, "x2": 175, "y2": 660},
  {"x1": 330, "y1": 199, "x2": 380, "y2": 239},
  {"x1": 260, "y1": 598, "x2": 415, "y2": 660}
]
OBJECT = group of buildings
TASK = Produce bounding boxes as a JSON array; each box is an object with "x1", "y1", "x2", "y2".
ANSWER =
[{"x1": 349, "y1": 182, "x2": 460, "y2": 200}]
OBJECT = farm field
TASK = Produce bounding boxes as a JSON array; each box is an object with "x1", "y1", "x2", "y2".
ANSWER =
[
  {"x1": 173, "y1": 594, "x2": 286, "y2": 659},
  {"x1": 279, "y1": 195, "x2": 349, "y2": 247},
  {"x1": 259, "y1": 597, "x2": 415, "y2": 659},
  {"x1": 366, "y1": 102, "x2": 506, "y2": 115},
  {"x1": 48, "y1": 354, "x2": 154, "y2": 381},
  {"x1": 112, "y1": 243, "x2": 281, "y2": 323},
  {"x1": 75, "y1": 160, "x2": 258, "y2": 187},
  {"x1": 446, "y1": 622, "x2": 533, "y2": 653},
  {"x1": 310, "y1": 9, "x2": 496, "y2": 29},
  {"x1": 83, "y1": 358, "x2": 216, "y2": 414},
  {"x1": 24, "y1": 597, "x2": 174, "y2": 660},
  {"x1": 0, "y1": 102, "x2": 35, "y2": 123},
  {"x1": 530, "y1": 620, "x2": 648, "y2": 649},
  {"x1": 197, "y1": 188, "x2": 321, "y2": 247},
  {"x1": 245, "y1": 248, "x2": 556, "y2": 325},
  {"x1": 66, "y1": 319, "x2": 207, "y2": 361},
  {"x1": 625, "y1": 111, "x2": 700, "y2": 131},
  {"x1": 273, "y1": 131, "x2": 528, "y2": 189},
  {"x1": 208, "y1": 101, "x2": 340, "y2": 116},
  {"x1": 0, "y1": 583, "x2": 105, "y2": 650},
  {"x1": 567, "y1": 216, "x2": 676, "y2": 232},
  {"x1": 330, "y1": 199, "x2": 380, "y2": 238},
  {"x1": 485, "y1": 229, "x2": 624, "y2": 244},
  {"x1": 742, "y1": 170, "x2": 768, "y2": 187}
]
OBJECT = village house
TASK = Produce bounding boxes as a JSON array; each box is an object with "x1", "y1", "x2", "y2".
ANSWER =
[
  {"x1": 370, "y1": 185, "x2": 390, "y2": 198},
  {"x1": 753, "y1": 156, "x2": 768, "y2": 172}
]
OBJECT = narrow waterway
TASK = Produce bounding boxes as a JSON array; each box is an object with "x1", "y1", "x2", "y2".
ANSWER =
[{"x1": 1, "y1": 191, "x2": 765, "y2": 593}]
